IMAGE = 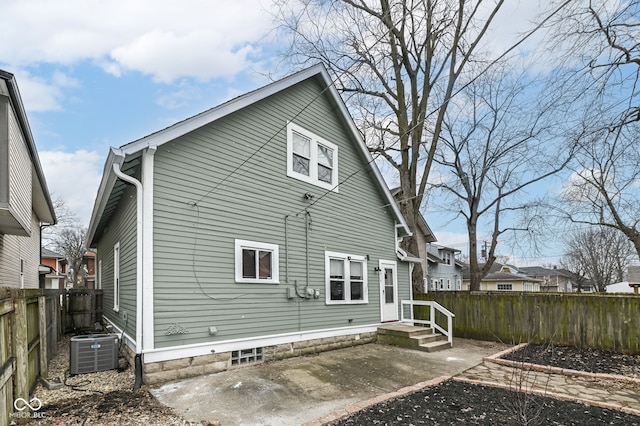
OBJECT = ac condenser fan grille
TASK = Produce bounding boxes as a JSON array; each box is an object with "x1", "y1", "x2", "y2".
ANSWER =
[{"x1": 70, "y1": 334, "x2": 119, "y2": 375}]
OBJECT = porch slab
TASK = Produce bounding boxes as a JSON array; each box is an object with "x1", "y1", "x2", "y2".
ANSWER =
[{"x1": 151, "y1": 338, "x2": 509, "y2": 425}]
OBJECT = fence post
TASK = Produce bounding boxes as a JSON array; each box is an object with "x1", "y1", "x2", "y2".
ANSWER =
[
  {"x1": 11, "y1": 290, "x2": 28, "y2": 404},
  {"x1": 38, "y1": 295, "x2": 48, "y2": 379}
]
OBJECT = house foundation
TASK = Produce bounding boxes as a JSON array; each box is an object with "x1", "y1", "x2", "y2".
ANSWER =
[{"x1": 142, "y1": 332, "x2": 377, "y2": 385}]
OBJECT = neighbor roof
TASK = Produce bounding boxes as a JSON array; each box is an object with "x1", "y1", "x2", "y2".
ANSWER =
[
  {"x1": 519, "y1": 266, "x2": 571, "y2": 277},
  {"x1": 41, "y1": 248, "x2": 64, "y2": 258},
  {"x1": 87, "y1": 64, "x2": 410, "y2": 246},
  {"x1": 389, "y1": 187, "x2": 436, "y2": 243}
]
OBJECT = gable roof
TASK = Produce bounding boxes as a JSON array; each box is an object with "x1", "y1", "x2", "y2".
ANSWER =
[
  {"x1": 0, "y1": 70, "x2": 56, "y2": 225},
  {"x1": 519, "y1": 266, "x2": 571, "y2": 278},
  {"x1": 87, "y1": 64, "x2": 410, "y2": 246}
]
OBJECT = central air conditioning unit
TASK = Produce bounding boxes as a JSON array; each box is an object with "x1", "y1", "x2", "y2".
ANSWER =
[{"x1": 70, "y1": 334, "x2": 119, "y2": 375}]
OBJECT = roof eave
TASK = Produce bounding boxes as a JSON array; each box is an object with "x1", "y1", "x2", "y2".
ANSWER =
[
  {"x1": 317, "y1": 69, "x2": 411, "y2": 237},
  {"x1": 86, "y1": 148, "x2": 125, "y2": 247}
]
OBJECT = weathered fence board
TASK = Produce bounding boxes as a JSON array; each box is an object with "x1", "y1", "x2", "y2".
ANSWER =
[
  {"x1": 1, "y1": 288, "x2": 66, "y2": 425},
  {"x1": 418, "y1": 292, "x2": 640, "y2": 353},
  {"x1": 0, "y1": 299, "x2": 14, "y2": 426}
]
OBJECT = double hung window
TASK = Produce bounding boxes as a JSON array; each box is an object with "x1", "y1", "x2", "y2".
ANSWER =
[
  {"x1": 325, "y1": 251, "x2": 367, "y2": 304},
  {"x1": 287, "y1": 123, "x2": 338, "y2": 191}
]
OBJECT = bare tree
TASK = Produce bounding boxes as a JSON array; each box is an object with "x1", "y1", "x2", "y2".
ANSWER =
[
  {"x1": 53, "y1": 226, "x2": 87, "y2": 288},
  {"x1": 563, "y1": 227, "x2": 635, "y2": 292},
  {"x1": 549, "y1": 1, "x2": 640, "y2": 258},
  {"x1": 273, "y1": 0, "x2": 571, "y2": 293},
  {"x1": 433, "y1": 65, "x2": 573, "y2": 291},
  {"x1": 41, "y1": 194, "x2": 80, "y2": 249},
  {"x1": 561, "y1": 125, "x2": 640, "y2": 258}
]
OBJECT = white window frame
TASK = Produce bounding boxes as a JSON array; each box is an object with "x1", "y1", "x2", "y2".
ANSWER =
[
  {"x1": 97, "y1": 260, "x2": 102, "y2": 290},
  {"x1": 324, "y1": 251, "x2": 368, "y2": 305},
  {"x1": 497, "y1": 283, "x2": 513, "y2": 291},
  {"x1": 235, "y1": 239, "x2": 280, "y2": 284},
  {"x1": 286, "y1": 122, "x2": 339, "y2": 192},
  {"x1": 113, "y1": 242, "x2": 120, "y2": 312}
]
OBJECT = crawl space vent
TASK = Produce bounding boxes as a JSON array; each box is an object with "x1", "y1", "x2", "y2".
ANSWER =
[{"x1": 70, "y1": 334, "x2": 119, "y2": 375}]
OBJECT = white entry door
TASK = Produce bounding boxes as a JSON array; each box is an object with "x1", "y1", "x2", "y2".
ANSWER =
[{"x1": 379, "y1": 260, "x2": 398, "y2": 322}]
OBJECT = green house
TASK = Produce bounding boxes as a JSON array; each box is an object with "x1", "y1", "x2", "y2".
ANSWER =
[{"x1": 87, "y1": 64, "x2": 416, "y2": 384}]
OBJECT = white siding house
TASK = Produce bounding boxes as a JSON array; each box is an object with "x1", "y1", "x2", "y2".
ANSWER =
[{"x1": 0, "y1": 70, "x2": 56, "y2": 288}]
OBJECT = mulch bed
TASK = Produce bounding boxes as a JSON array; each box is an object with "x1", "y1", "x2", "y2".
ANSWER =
[
  {"x1": 330, "y1": 344, "x2": 640, "y2": 426},
  {"x1": 502, "y1": 343, "x2": 640, "y2": 378}
]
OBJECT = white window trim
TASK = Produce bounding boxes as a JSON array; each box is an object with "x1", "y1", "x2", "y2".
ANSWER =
[
  {"x1": 98, "y1": 260, "x2": 102, "y2": 290},
  {"x1": 286, "y1": 122, "x2": 339, "y2": 192},
  {"x1": 324, "y1": 251, "x2": 368, "y2": 305},
  {"x1": 235, "y1": 239, "x2": 280, "y2": 284},
  {"x1": 113, "y1": 242, "x2": 120, "y2": 312}
]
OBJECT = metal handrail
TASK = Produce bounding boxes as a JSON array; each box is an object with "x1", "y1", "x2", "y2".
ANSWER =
[{"x1": 400, "y1": 300, "x2": 455, "y2": 344}]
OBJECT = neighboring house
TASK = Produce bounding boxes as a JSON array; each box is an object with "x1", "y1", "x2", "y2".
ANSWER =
[
  {"x1": 607, "y1": 265, "x2": 640, "y2": 294},
  {"x1": 426, "y1": 244, "x2": 463, "y2": 291},
  {"x1": 519, "y1": 266, "x2": 574, "y2": 292},
  {"x1": 462, "y1": 263, "x2": 543, "y2": 291},
  {"x1": 40, "y1": 248, "x2": 67, "y2": 289},
  {"x1": 390, "y1": 187, "x2": 436, "y2": 291},
  {"x1": 0, "y1": 70, "x2": 56, "y2": 288},
  {"x1": 87, "y1": 65, "x2": 415, "y2": 384},
  {"x1": 81, "y1": 249, "x2": 97, "y2": 288},
  {"x1": 605, "y1": 281, "x2": 636, "y2": 294}
]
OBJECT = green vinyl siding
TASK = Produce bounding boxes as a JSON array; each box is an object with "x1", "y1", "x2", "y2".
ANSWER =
[
  {"x1": 96, "y1": 184, "x2": 137, "y2": 340},
  {"x1": 151, "y1": 76, "x2": 410, "y2": 348}
]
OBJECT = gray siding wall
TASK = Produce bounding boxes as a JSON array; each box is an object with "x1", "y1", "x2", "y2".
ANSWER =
[
  {"x1": 427, "y1": 246, "x2": 462, "y2": 290},
  {"x1": 151, "y1": 77, "x2": 410, "y2": 349},
  {"x1": 7, "y1": 102, "x2": 32, "y2": 233},
  {"x1": 96, "y1": 184, "x2": 138, "y2": 340},
  {"x1": 0, "y1": 212, "x2": 41, "y2": 288}
]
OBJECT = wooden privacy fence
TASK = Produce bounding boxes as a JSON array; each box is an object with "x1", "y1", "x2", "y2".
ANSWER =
[
  {"x1": 417, "y1": 292, "x2": 640, "y2": 353},
  {"x1": 0, "y1": 288, "x2": 65, "y2": 426}
]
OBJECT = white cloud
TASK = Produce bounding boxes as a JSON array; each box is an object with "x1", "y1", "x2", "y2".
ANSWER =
[
  {"x1": 0, "y1": 0, "x2": 274, "y2": 83},
  {"x1": 431, "y1": 231, "x2": 470, "y2": 253},
  {"x1": 39, "y1": 150, "x2": 104, "y2": 227},
  {"x1": 14, "y1": 73, "x2": 65, "y2": 112}
]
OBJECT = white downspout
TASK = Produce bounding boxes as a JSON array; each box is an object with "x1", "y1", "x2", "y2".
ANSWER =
[
  {"x1": 141, "y1": 146, "x2": 157, "y2": 351},
  {"x1": 112, "y1": 162, "x2": 143, "y2": 354}
]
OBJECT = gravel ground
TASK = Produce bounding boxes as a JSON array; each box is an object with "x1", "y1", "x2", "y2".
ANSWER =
[
  {"x1": 26, "y1": 336, "x2": 196, "y2": 426},
  {"x1": 22, "y1": 337, "x2": 640, "y2": 426}
]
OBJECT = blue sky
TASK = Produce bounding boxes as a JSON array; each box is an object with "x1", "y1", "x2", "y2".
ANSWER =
[{"x1": 1, "y1": 0, "x2": 563, "y2": 265}]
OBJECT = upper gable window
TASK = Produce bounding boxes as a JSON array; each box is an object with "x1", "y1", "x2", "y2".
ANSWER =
[{"x1": 287, "y1": 123, "x2": 339, "y2": 191}]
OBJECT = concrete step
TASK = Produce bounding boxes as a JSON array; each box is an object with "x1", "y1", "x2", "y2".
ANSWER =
[
  {"x1": 377, "y1": 324, "x2": 451, "y2": 352},
  {"x1": 419, "y1": 340, "x2": 452, "y2": 352},
  {"x1": 377, "y1": 324, "x2": 435, "y2": 338}
]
